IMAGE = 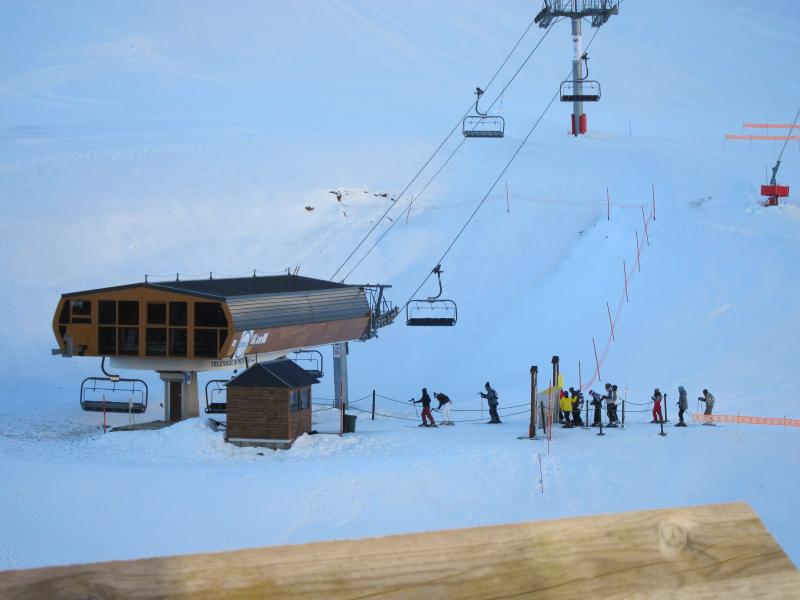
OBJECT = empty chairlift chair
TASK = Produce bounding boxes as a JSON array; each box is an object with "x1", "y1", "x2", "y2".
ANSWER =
[
  {"x1": 560, "y1": 54, "x2": 601, "y2": 102},
  {"x1": 80, "y1": 377, "x2": 148, "y2": 414},
  {"x1": 205, "y1": 379, "x2": 228, "y2": 414},
  {"x1": 463, "y1": 87, "x2": 505, "y2": 138},
  {"x1": 290, "y1": 349, "x2": 324, "y2": 378},
  {"x1": 406, "y1": 265, "x2": 458, "y2": 327}
]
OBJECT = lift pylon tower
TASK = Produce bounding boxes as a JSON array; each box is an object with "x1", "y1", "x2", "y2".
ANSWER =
[{"x1": 534, "y1": 1, "x2": 619, "y2": 136}]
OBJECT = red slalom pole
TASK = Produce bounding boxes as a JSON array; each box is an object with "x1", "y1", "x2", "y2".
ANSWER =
[
  {"x1": 623, "y1": 260, "x2": 629, "y2": 302},
  {"x1": 606, "y1": 302, "x2": 615, "y2": 341},
  {"x1": 592, "y1": 336, "x2": 601, "y2": 381},
  {"x1": 641, "y1": 205, "x2": 650, "y2": 245},
  {"x1": 635, "y1": 230, "x2": 641, "y2": 271}
]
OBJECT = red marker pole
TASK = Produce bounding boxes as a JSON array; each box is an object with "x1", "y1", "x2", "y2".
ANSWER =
[
  {"x1": 592, "y1": 336, "x2": 601, "y2": 382},
  {"x1": 606, "y1": 302, "x2": 615, "y2": 341},
  {"x1": 641, "y1": 205, "x2": 650, "y2": 245},
  {"x1": 623, "y1": 260, "x2": 629, "y2": 302},
  {"x1": 635, "y1": 230, "x2": 641, "y2": 271}
]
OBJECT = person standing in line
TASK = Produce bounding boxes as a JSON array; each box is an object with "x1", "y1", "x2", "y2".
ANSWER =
[
  {"x1": 480, "y1": 382, "x2": 501, "y2": 424},
  {"x1": 589, "y1": 390, "x2": 603, "y2": 426},
  {"x1": 560, "y1": 390, "x2": 573, "y2": 428},
  {"x1": 698, "y1": 389, "x2": 715, "y2": 425},
  {"x1": 570, "y1": 387, "x2": 584, "y2": 427},
  {"x1": 605, "y1": 383, "x2": 619, "y2": 427},
  {"x1": 676, "y1": 386, "x2": 688, "y2": 427},
  {"x1": 434, "y1": 392, "x2": 454, "y2": 426},
  {"x1": 651, "y1": 388, "x2": 663, "y2": 423},
  {"x1": 412, "y1": 387, "x2": 436, "y2": 427}
]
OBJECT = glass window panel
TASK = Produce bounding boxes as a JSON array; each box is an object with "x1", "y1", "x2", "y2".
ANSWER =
[
  {"x1": 194, "y1": 302, "x2": 228, "y2": 327},
  {"x1": 218, "y1": 330, "x2": 228, "y2": 351},
  {"x1": 118, "y1": 301, "x2": 139, "y2": 325},
  {"x1": 147, "y1": 303, "x2": 166, "y2": 325},
  {"x1": 98, "y1": 327, "x2": 116, "y2": 355},
  {"x1": 58, "y1": 303, "x2": 70, "y2": 324},
  {"x1": 98, "y1": 301, "x2": 116, "y2": 325},
  {"x1": 118, "y1": 327, "x2": 139, "y2": 355},
  {"x1": 301, "y1": 388, "x2": 310, "y2": 410},
  {"x1": 146, "y1": 328, "x2": 167, "y2": 356},
  {"x1": 169, "y1": 329, "x2": 187, "y2": 357},
  {"x1": 169, "y1": 302, "x2": 187, "y2": 326},
  {"x1": 70, "y1": 300, "x2": 91, "y2": 323},
  {"x1": 193, "y1": 328, "x2": 217, "y2": 358}
]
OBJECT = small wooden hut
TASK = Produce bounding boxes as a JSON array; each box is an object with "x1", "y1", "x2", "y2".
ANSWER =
[{"x1": 225, "y1": 359, "x2": 318, "y2": 449}]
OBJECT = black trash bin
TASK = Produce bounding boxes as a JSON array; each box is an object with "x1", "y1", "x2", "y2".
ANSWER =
[{"x1": 343, "y1": 413, "x2": 357, "y2": 433}]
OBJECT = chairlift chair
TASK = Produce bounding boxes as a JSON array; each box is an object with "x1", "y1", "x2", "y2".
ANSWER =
[
  {"x1": 80, "y1": 377, "x2": 148, "y2": 414},
  {"x1": 560, "y1": 54, "x2": 601, "y2": 102},
  {"x1": 463, "y1": 87, "x2": 505, "y2": 138},
  {"x1": 406, "y1": 265, "x2": 458, "y2": 326},
  {"x1": 205, "y1": 379, "x2": 228, "y2": 414},
  {"x1": 290, "y1": 349, "x2": 324, "y2": 378}
]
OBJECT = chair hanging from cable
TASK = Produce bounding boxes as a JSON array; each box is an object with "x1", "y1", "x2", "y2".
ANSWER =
[
  {"x1": 462, "y1": 87, "x2": 505, "y2": 138},
  {"x1": 204, "y1": 379, "x2": 228, "y2": 414},
  {"x1": 406, "y1": 265, "x2": 458, "y2": 326},
  {"x1": 80, "y1": 359, "x2": 148, "y2": 414}
]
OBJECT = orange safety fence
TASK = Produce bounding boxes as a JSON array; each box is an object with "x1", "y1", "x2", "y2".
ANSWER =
[
  {"x1": 691, "y1": 413, "x2": 800, "y2": 427},
  {"x1": 724, "y1": 134, "x2": 800, "y2": 141},
  {"x1": 743, "y1": 123, "x2": 799, "y2": 129}
]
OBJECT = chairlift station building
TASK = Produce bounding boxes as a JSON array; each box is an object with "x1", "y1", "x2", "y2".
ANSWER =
[{"x1": 53, "y1": 274, "x2": 395, "y2": 422}]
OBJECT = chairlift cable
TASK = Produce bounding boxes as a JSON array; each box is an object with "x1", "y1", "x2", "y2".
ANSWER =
[
  {"x1": 341, "y1": 22, "x2": 557, "y2": 281},
  {"x1": 329, "y1": 16, "x2": 545, "y2": 281},
  {"x1": 401, "y1": 26, "x2": 605, "y2": 309},
  {"x1": 776, "y1": 106, "x2": 800, "y2": 165}
]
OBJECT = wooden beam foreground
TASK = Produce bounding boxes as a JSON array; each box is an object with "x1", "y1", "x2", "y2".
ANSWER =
[{"x1": 0, "y1": 502, "x2": 795, "y2": 599}]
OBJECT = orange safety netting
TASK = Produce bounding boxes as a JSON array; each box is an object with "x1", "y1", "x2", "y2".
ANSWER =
[
  {"x1": 691, "y1": 413, "x2": 800, "y2": 427},
  {"x1": 743, "y1": 123, "x2": 799, "y2": 129},
  {"x1": 724, "y1": 134, "x2": 800, "y2": 141}
]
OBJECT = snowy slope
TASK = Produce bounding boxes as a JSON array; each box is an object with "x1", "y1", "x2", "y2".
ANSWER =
[{"x1": 1, "y1": 0, "x2": 799, "y2": 571}]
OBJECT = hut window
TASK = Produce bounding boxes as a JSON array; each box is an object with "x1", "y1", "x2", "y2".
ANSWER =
[
  {"x1": 170, "y1": 302, "x2": 187, "y2": 326},
  {"x1": 169, "y1": 329, "x2": 187, "y2": 357},
  {"x1": 98, "y1": 327, "x2": 116, "y2": 354},
  {"x1": 118, "y1": 327, "x2": 139, "y2": 355},
  {"x1": 300, "y1": 388, "x2": 310, "y2": 410},
  {"x1": 118, "y1": 301, "x2": 139, "y2": 326},
  {"x1": 70, "y1": 300, "x2": 91, "y2": 324},
  {"x1": 98, "y1": 301, "x2": 116, "y2": 325},
  {"x1": 58, "y1": 303, "x2": 70, "y2": 325},
  {"x1": 147, "y1": 303, "x2": 167, "y2": 325},
  {"x1": 194, "y1": 329, "x2": 218, "y2": 358},
  {"x1": 146, "y1": 328, "x2": 167, "y2": 356},
  {"x1": 290, "y1": 390, "x2": 300, "y2": 413},
  {"x1": 195, "y1": 302, "x2": 227, "y2": 327}
]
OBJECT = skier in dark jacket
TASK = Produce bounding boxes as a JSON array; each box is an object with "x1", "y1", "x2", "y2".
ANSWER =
[
  {"x1": 651, "y1": 388, "x2": 663, "y2": 423},
  {"x1": 480, "y1": 382, "x2": 501, "y2": 423},
  {"x1": 676, "y1": 386, "x2": 688, "y2": 426},
  {"x1": 605, "y1": 383, "x2": 619, "y2": 426},
  {"x1": 570, "y1": 387, "x2": 584, "y2": 426},
  {"x1": 434, "y1": 392, "x2": 453, "y2": 426},
  {"x1": 412, "y1": 388, "x2": 436, "y2": 427},
  {"x1": 698, "y1": 389, "x2": 715, "y2": 425},
  {"x1": 588, "y1": 390, "x2": 603, "y2": 426}
]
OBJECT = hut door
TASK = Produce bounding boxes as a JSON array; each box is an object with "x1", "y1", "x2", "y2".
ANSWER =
[{"x1": 169, "y1": 381, "x2": 182, "y2": 423}]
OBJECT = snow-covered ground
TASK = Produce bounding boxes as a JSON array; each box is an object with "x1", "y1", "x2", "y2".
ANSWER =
[{"x1": 1, "y1": 0, "x2": 799, "y2": 571}]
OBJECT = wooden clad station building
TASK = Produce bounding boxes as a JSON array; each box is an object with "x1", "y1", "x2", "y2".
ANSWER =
[{"x1": 52, "y1": 274, "x2": 396, "y2": 424}]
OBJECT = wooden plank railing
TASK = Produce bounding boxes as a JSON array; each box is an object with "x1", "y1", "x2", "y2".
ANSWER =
[{"x1": 0, "y1": 502, "x2": 796, "y2": 599}]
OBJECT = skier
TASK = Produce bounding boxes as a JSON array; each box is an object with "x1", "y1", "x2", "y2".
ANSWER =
[
  {"x1": 570, "y1": 387, "x2": 584, "y2": 426},
  {"x1": 698, "y1": 389, "x2": 715, "y2": 425},
  {"x1": 434, "y1": 392, "x2": 454, "y2": 426},
  {"x1": 559, "y1": 390, "x2": 573, "y2": 428},
  {"x1": 605, "y1": 383, "x2": 619, "y2": 427},
  {"x1": 651, "y1": 388, "x2": 663, "y2": 423},
  {"x1": 676, "y1": 385, "x2": 688, "y2": 427},
  {"x1": 480, "y1": 382, "x2": 501, "y2": 424},
  {"x1": 588, "y1": 390, "x2": 603, "y2": 426},
  {"x1": 412, "y1": 387, "x2": 436, "y2": 427}
]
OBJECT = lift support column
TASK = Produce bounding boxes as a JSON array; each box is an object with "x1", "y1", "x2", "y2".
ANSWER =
[
  {"x1": 333, "y1": 342, "x2": 349, "y2": 409},
  {"x1": 571, "y1": 17, "x2": 586, "y2": 136}
]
